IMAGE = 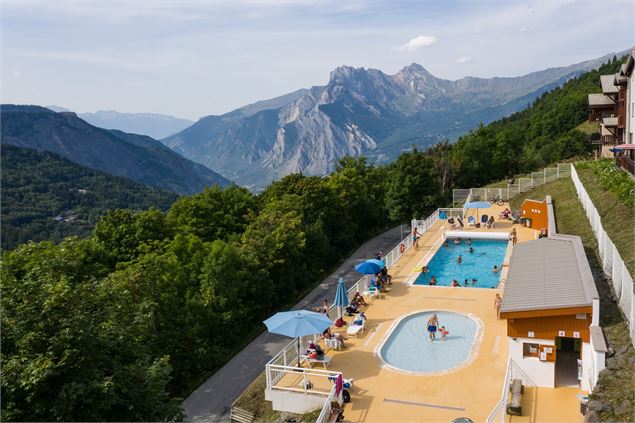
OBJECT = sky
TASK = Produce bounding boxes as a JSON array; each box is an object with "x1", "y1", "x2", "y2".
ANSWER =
[{"x1": 1, "y1": 0, "x2": 633, "y2": 120}]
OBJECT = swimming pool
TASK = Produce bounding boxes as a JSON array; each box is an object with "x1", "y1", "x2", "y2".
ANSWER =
[
  {"x1": 378, "y1": 311, "x2": 480, "y2": 374},
  {"x1": 413, "y1": 239, "x2": 508, "y2": 288}
]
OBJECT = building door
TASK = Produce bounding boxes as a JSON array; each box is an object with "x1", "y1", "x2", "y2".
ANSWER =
[{"x1": 555, "y1": 336, "x2": 581, "y2": 387}]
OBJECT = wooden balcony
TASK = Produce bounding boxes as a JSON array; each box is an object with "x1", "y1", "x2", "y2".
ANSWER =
[{"x1": 616, "y1": 155, "x2": 635, "y2": 176}]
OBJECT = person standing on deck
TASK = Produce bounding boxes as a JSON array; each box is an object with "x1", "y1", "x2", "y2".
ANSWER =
[
  {"x1": 412, "y1": 227, "x2": 421, "y2": 250},
  {"x1": 494, "y1": 294, "x2": 502, "y2": 319}
]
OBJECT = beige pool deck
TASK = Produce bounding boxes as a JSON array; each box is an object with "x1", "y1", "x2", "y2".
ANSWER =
[{"x1": 312, "y1": 205, "x2": 585, "y2": 422}]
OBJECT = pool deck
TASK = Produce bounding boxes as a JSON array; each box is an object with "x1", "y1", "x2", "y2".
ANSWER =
[{"x1": 316, "y1": 204, "x2": 586, "y2": 422}]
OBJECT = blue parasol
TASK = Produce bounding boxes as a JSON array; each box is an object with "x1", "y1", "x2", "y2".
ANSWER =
[
  {"x1": 333, "y1": 277, "x2": 349, "y2": 319},
  {"x1": 264, "y1": 310, "x2": 332, "y2": 366}
]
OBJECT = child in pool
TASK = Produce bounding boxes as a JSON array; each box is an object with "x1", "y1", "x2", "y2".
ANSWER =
[{"x1": 438, "y1": 326, "x2": 449, "y2": 341}]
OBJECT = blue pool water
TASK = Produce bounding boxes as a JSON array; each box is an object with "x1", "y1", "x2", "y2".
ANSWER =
[
  {"x1": 414, "y1": 239, "x2": 507, "y2": 288},
  {"x1": 380, "y1": 311, "x2": 478, "y2": 373}
]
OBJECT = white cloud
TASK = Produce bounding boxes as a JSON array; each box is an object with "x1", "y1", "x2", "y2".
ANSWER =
[
  {"x1": 12, "y1": 70, "x2": 22, "y2": 77},
  {"x1": 394, "y1": 35, "x2": 437, "y2": 52},
  {"x1": 455, "y1": 57, "x2": 473, "y2": 64}
]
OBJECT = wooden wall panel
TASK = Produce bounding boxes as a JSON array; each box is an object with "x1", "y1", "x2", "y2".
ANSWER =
[{"x1": 507, "y1": 313, "x2": 591, "y2": 342}]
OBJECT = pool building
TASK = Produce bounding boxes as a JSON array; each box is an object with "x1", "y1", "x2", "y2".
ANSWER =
[{"x1": 500, "y1": 235, "x2": 606, "y2": 390}]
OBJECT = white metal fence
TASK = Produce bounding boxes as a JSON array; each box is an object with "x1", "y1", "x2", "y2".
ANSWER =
[
  {"x1": 454, "y1": 163, "x2": 571, "y2": 206},
  {"x1": 315, "y1": 384, "x2": 341, "y2": 423},
  {"x1": 486, "y1": 358, "x2": 537, "y2": 423},
  {"x1": 266, "y1": 364, "x2": 339, "y2": 396},
  {"x1": 570, "y1": 164, "x2": 635, "y2": 348}
]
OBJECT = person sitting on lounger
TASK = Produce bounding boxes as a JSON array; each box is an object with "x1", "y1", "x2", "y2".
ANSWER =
[
  {"x1": 352, "y1": 312, "x2": 366, "y2": 326},
  {"x1": 429, "y1": 276, "x2": 437, "y2": 286},
  {"x1": 352, "y1": 292, "x2": 368, "y2": 307},
  {"x1": 499, "y1": 208, "x2": 511, "y2": 220},
  {"x1": 323, "y1": 328, "x2": 346, "y2": 348},
  {"x1": 380, "y1": 266, "x2": 392, "y2": 285},
  {"x1": 486, "y1": 216, "x2": 495, "y2": 228}
]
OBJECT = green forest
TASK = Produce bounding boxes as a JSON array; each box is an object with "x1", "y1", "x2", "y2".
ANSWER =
[
  {"x1": 1, "y1": 145, "x2": 178, "y2": 250},
  {"x1": 1, "y1": 58, "x2": 623, "y2": 421}
]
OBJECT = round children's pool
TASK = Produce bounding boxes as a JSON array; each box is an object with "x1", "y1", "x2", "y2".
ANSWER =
[{"x1": 378, "y1": 311, "x2": 480, "y2": 374}]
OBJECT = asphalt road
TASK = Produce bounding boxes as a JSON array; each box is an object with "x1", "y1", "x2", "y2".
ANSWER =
[{"x1": 183, "y1": 224, "x2": 405, "y2": 422}]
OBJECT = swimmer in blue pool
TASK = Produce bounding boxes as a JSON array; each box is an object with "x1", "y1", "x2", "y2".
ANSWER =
[
  {"x1": 457, "y1": 255, "x2": 463, "y2": 264},
  {"x1": 468, "y1": 247, "x2": 474, "y2": 253}
]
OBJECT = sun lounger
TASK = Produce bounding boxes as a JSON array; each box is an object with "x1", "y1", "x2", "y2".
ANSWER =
[
  {"x1": 347, "y1": 320, "x2": 366, "y2": 338},
  {"x1": 364, "y1": 286, "x2": 382, "y2": 300},
  {"x1": 480, "y1": 214, "x2": 489, "y2": 226},
  {"x1": 324, "y1": 338, "x2": 342, "y2": 350},
  {"x1": 467, "y1": 216, "x2": 476, "y2": 227},
  {"x1": 301, "y1": 354, "x2": 331, "y2": 369}
]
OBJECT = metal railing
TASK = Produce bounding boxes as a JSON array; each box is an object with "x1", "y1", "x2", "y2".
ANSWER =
[
  {"x1": 315, "y1": 384, "x2": 341, "y2": 423},
  {"x1": 486, "y1": 358, "x2": 536, "y2": 423},
  {"x1": 266, "y1": 364, "x2": 340, "y2": 396},
  {"x1": 454, "y1": 163, "x2": 571, "y2": 206}
]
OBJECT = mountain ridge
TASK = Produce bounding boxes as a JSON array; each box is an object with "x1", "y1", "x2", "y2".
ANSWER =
[
  {"x1": 1, "y1": 105, "x2": 231, "y2": 195},
  {"x1": 163, "y1": 51, "x2": 622, "y2": 190},
  {"x1": 46, "y1": 106, "x2": 194, "y2": 139}
]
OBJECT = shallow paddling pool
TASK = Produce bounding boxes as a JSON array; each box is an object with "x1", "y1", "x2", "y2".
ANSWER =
[{"x1": 378, "y1": 311, "x2": 480, "y2": 374}]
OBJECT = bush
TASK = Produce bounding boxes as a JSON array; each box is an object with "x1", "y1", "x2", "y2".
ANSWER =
[{"x1": 576, "y1": 160, "x2": 634, "y2": 207}]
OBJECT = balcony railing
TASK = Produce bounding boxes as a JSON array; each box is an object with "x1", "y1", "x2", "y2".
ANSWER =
[{"x1": 616, "y1": 155, "x2": 635, "y2": 175}]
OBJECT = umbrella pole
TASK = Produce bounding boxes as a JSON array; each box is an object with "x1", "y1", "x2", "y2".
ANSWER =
[{"x1": 297, "y1": 337, "x2": 301, "y2": 367}]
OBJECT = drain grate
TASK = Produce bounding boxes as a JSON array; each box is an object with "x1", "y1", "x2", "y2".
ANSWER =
[{"x1": 383, "y1": 398, "x2": 465, "y2": 411}]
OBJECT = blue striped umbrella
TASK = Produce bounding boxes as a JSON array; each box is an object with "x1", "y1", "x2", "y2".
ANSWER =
[{"x1": 333, "y1": 277, "x2": 349, "y2": 319}]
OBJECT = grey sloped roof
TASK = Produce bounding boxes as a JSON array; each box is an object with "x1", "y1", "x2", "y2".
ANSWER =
[
  {"x1": 600, "y1": 75, "x2": 619, "y2": 94},
  {"x1": 500, "y1": 236, "x2": 598, "y2": 313},
  {"x1": 588, "y1": 93, "x2": 615, "y2": 106}
]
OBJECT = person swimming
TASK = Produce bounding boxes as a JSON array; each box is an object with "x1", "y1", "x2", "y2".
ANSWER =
[
  {"x1": 464, "y1": 279, "x2": 469, "y2": 286},
  {"x1": 493, "y1": 265, "x2": 499, "y2": 273},
  {"x1": 429, "y1": 276, "x2": 437, "y2": 285},
  {"x1": 457, "y1": 255, "x2": 463, "y2": 264},
  {"x1": 472, "y1": 278, "x2": 477, "y2": 285},
  {"x1": 468, "y1": 247, "x2": 474, "y2": 253}
]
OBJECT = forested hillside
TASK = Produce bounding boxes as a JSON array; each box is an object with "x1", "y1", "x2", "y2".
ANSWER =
[
  {"x1": 1, "y1": 146, "x2": 177, "y2": 250},
  {"x1": 0, "y1": 58, "x2": 622, "y2": 421}
]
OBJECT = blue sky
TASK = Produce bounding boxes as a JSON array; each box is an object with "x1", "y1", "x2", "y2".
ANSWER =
[{"x1": 2, "y1": 0, "x2": 633, "y2": 120}]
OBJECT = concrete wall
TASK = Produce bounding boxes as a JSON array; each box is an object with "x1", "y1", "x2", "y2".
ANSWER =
[
  {"x1": 627, "y1": 65, "x2": 635, "y2": 144},
  {"x1": 508, "y1": 337, "x2": 555, "y2": 388},
  {"x1": 265, "y1": 389, "x2": 328, "y2": 414},
  {"x1": 581, "y1": 342, "x2": 592, "y2": 392}
]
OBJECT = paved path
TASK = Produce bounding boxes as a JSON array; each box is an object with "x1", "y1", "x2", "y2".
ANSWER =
[{"x1": 183, "y1": 225, "x2": 405, "y2": 422}]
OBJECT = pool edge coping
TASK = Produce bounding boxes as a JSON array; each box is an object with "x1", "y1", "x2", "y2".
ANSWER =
[{"x1": 373, "y1": 309, "x2": 485, "y2": 377}]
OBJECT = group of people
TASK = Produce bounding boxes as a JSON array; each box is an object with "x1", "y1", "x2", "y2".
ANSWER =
[{"x1": 426, "y1": 313, "x2": 449, "y2": 341}]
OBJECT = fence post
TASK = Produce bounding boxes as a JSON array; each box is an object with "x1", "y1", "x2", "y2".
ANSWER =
[
  {"x1": 283, "y1": 349, "x2": 287, "y2": 366},
  {"x1": 303, "y1": 370, "x2": 308, "y2": 394}
]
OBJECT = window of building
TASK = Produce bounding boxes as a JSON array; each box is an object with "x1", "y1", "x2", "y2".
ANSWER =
[{"x1": 523, "y1": 343, "x2": 540, "y2": 358}]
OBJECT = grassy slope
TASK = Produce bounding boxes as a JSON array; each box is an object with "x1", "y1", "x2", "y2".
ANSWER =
[
  {"x1": 575, "y1": 165, "x2": 634, "y2": 279},
  {"x1": 510, "y1": 178, "x2": 634, "y2": 422}
]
